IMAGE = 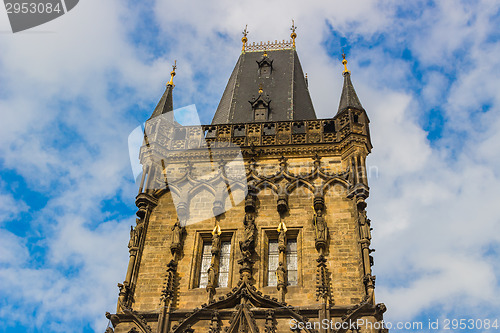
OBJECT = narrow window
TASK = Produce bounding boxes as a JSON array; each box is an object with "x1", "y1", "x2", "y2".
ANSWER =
[
  {"x1": 198, "y1": 240, "x2": 232, "y2": 288},
  {"x1": 260, "y1": 64, "x2": 271, "y2": 78},
  {"x1": 267, "y1": 239, "x2": 279, "y2": 286},
  {"x1": 218, "y1": 241, "x2": 231, "y2": 288},
  {"x1": 199, "y1": 242, "x2": 212, "y2": 288},
  {"x1": 267, "y1": 238, "x2": 298, "y2": 286},
  {"x1": 255, "y1": 104, "x2": 268, "y2": 121},
  {"x1": 286, "y1": 239, "x2": 298, "y2": 286}
]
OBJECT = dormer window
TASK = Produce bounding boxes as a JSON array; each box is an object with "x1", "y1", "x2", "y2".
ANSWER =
[
  {"x1": 260, "y1": 64, "x2": 271, "y2": 78},
  {"x1": 257, "y1": 53, "x2": 273, "y2": 79},
  {"x1": 254, "y1": 102, "x2": 268, "y2": 121},
  {"x1": 249, "y1": 91, "x2": 271, "y2": 122}
]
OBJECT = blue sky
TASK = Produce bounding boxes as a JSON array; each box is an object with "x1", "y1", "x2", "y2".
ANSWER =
[{"x1": 1, "y1": 0, "x2": 500, "y2": 332}]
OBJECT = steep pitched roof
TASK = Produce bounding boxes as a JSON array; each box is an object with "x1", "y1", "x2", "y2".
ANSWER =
[
  {"x1": 337, "y1": 71, "x2": 364, "y2": 114},
  {"x1": 211, "y1": 48, "x2": 316, "y2": 124},
  {"x1": 149, "y1": 84, "x2": 174, "y2": 121}
]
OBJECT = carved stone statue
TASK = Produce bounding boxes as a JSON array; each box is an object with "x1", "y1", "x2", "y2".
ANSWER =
[
  {"x1": 239, "y1": 213, "x2": 256, "y2": 258},
  {"x1": 207, "y1": 264, "x2": 217, "y2": 289},
  {"x1": 170, "y1": 219, "x2": 184, "y2": 253},
  {"x1": 211, "y1": 231, "x2": 221, "y2": 255},
  {"x1": 128, "y1": 226, "x2": 135, "y2": 249},
  {"x1": 314, "y1": 209, "x2": 327, "y2": 242},
  {"x1": 105, "y1": 311, "x2": 120, "y2": 328},
  {"x1": 276, "y1": 262, "x2": 286, "y2": 288},
  {"x1": 278, "y1": 229, "x2": 286, "y2": 252},
  {"x1": 358, "y1": 210, "x2": 371, "y2": 241},
  {"x1": 128, "y1": 220, "x2": 142, "y2": 249}
]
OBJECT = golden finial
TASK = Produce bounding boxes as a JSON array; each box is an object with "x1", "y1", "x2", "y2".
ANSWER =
[
  {"x1": 212, "y1": 224, "x2": 221, "y2": 236},
  {"x1": 263, "y1": 49, "x2": 268, "y2": 57},
  {"x1": 290, "y1": 19, "x2": 297, "y2": 48},
  {"x1": 242, "y1": 25, "x2": 248, "y2": 53},
  {"x1": 342, "y1": 50, "x2": 350, "y2": 74},
  {"x1": 167, "y1": 60, "x2": 177, "y2": 86},
  {"x1": 258, "y1": 83, "x2": 263, "y2": 94},
  {"x1": 277, "y1": 220, "x2": 287, "y2": 232}
]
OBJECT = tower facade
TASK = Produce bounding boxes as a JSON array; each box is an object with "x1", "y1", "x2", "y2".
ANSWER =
[{"x1": 105, "y1": 30, "x2": 387, "y2": 333}]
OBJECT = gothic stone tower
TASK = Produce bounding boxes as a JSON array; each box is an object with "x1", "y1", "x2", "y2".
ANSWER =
[{"x1": 105, "y1": 28, "x2": 387, "y2": 333}]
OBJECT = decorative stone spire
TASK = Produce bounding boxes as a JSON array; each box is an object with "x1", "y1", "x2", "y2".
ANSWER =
[
  {"x1": 337, "y1": 52, "x2": 364, "y2": 114},
  {"x1": 149, "y1": 61, "x2": 177, "y2": 120}
]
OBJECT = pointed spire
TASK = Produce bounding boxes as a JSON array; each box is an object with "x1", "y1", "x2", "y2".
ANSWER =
[
  {"x1": 290, "y1": 20, "x2": 297, "y2": 48},
  {"x1": 149, "y1": 61, "x2": 177, "y2": 120},
  {"x1": 338, "y1": 53, "x2": 364, "y2": 114}
]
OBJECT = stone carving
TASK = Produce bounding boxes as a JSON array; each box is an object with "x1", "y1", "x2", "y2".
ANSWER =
[
  {"x1": 358, "y1": 209, "x2": 371, "y2": 241},
  {"x1": 208, "y1": 311, "x2": 221, "y2": 333},
  {"x1": 211, "y1": 231, "x2": 221, "y2": 255},
  {"x1": 245, "y1": 189, "x2": 257, "y2": 213},
  {"x1": 105, "y1": 312, "x2": 120, "y2": 328},
  {"x1": 313, "y1": 209, "x2": 327, "y2": 243},
  {"x1": 264, "y1": 309, "x2": 276, "y2": 333},
  {"x1": 315, "y1": 255, "x2": 330, "y2": 302},
  {"x1": 207, "y1": 263, "x2": 217, "y2": 289},
  {"x1": 118, "y1": 282, "x2": 130, "y2": 297},
  {"x1": 128, "y1": 220, "x2": 142, "y2": 249},
  {"x1": 278, "y1": 228, "x2": 286, "y2": 252},
  {"x1": 239, "y1": 213, "x2": 256, "y2": 258},
  {"x1": 170, "y1": 219, "x2": 184, "y2": 254},
  {"x1": 277, "y1": 193, "x2": 288, "y2": 214},
  {"x1": 161, "y1": 260, "x2": 177, "y2": 302},
  {"x1": 276, "y1": 262, "x2": 286, "y2": 288}
]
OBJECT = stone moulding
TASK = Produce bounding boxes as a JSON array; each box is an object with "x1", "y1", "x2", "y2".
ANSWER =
[{"x1": 139, "y1": 117, "x2": 372, "y2": 162}]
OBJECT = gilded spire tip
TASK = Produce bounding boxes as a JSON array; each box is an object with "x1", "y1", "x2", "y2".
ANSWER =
[
  {"x1": 167, "y1": 60, "x2": 177, "y2": 86},
  {"x1": 290, "y1": 19, "x2": 297, "y2": 48},
  {"x1": 258, "y1": 83, "x2": 263, "y2": 94},
  {"x1": 341, "y1": 50, "x2": 350, "y2": 75},
  {"x1": 242, "y1": 25, "x2": 249, "y2": 52}
]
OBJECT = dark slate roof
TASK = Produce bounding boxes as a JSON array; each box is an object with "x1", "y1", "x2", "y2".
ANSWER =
[
  {"x1": 149, "y1": 84, "x2": 174, "y2": 120},
  {"x1": 337, "y1": 72, "x2": 364, "y2": 114},
  {"x1": 211, "y1": 49, "x2": 316, "y2": 124}
]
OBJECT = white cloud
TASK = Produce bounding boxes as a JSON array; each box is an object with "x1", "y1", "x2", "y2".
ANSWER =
[{"x1": 0, "y1": 190, "x2": 28, "y2": 224}]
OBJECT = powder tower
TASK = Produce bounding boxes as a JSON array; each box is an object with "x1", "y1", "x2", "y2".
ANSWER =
[{"x1": 105, "y1": 24, "x2": 388, "y2": 333}]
